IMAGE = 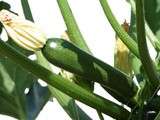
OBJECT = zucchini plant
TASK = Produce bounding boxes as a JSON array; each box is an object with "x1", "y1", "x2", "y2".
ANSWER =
[{"x1": 0, "y1": 0, "x2": 160, "y2": 120}]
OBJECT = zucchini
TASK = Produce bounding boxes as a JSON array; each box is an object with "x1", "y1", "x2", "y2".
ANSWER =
[{"x1": 42, "y1": 38, "x2": 138, "y2": 99}]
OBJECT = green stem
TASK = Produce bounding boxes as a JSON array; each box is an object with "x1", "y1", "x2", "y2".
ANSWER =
[
  {"x1": 136, "y1": 0, "x2": 159, "y2": 89},
  {"x1": 57, "y1": 0, "x2": 91, "y2": 53},
  {"x1": 20, "y1": 0, "x2": 34, "y2": 22},
  {"x1": 129, "y1": 0, "x2": 160, "y2": 52},
  {"x1": 57, "y1": 0, "x2": 94, "y2": 93},
  {"x1": 35, "y1": 51, "x2": 51, "y2": 70},
  {"x1": 99, "y1": 0, "x2": 139, "y2": 58},
  {"x1": 0, "y1": 39, "x2": 130, "y2": 119},
  {"x1": 97, "y1": 110, "x2": 104, "y2": 120},
  {"x1": 154, "y1": 112, "x2": 160, "y2": 120}
]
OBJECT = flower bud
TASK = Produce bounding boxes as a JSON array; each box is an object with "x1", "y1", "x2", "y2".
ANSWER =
[{"x1": 0, "y1": 9, "x2": 47, "y2": 51}]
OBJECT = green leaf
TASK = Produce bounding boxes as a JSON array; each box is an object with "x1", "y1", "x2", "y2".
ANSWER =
[
  {"x1": 146, "y1": 96, "x2": 160, "y2": 113},
  {"x1": 129, "y1": 0, "x2": 160, "y2": 52},
  {"x1": 144, "y1": 0, "x2": 160, "y2": 39},
  {"x1": 26, "y1": 81, "x2": 50, "y2": 120},
  {"x1": 0, "y1": 55, "x2": 34, "y2": 119},
  {"x1": 0, "y1": 46, "x2": 50, "y2": 120},
  {"x1": 0, "y1": 23, "x2": 50, "y2": 120},
  {"x1": 0, "y1": 89, "x2": 18, "y2": 118}
]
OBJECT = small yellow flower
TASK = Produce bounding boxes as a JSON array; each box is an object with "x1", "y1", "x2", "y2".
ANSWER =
[{"x1": 0, "y1": 9, "x2": 47, "y2": 51}]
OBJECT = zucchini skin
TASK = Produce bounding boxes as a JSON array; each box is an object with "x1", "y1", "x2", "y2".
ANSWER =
[{"x1": 42, "y1": 38, "x2": 138, "y2": 100}]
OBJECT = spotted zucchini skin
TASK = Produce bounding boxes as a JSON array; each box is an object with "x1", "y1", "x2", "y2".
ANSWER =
[{"x1": 42, "y1": 38, "x2": 137, "y2": 99}]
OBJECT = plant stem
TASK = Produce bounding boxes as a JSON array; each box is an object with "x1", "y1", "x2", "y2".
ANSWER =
[
  {"x1": 57, "y1": 0, "x2": 91, "y2": 53},
  {"x1": 154, "y1": 112, "x2": 160, "y2": 120},
  {"x1": 97, "y1": 110, "x2": 104, "y2": 120},
  {"x1": 20, "y1": 0, "x2": 34, "y2": 22},
  {"x1": 129, "y1": 0, "x2": 160, "y2": 52},
  {"x1": 136, "y1": 0, "x2": 159, "y2": 89},
  {"x1": 57, "y1": 0, "x2": 95, "y2": 100},
  {"x1": 99, "y1": 0, "x2": 139, "y2": 58},
  {"x1": 0, "y1": 39, "x2": 130, "y2": 119}
]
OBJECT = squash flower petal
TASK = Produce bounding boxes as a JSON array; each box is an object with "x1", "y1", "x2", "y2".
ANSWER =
[{"x1": 0, "y1": 9, "x2": 47, "y2": 51}]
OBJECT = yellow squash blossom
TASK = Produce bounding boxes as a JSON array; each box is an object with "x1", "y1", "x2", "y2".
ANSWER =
[
  {"x1": 0, "y1": 9, "x2": 47, "y2": 51},
  {"x1": 114, "y1": 20, "x2": 132, "y2": 75}
]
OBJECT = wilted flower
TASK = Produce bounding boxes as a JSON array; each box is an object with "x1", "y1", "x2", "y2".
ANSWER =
[
  {"x1": 114, "y1": 20, "x2": 131, "y2": 75},
  {"x1": 0, "y1": 9, "x2": 47, "y2": 51}
]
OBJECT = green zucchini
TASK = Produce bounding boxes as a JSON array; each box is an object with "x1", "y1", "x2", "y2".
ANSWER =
[{"x1": 42, "y1": 38, "x2": 138, "y2": 100}]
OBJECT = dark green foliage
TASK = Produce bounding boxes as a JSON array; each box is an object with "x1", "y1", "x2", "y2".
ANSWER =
[
  {"x1": 0, "y1": 48, "x2": 50, "y2": 120},
  {"x1": 144, "y1": 0, "x2": 160, "y2": 39}
]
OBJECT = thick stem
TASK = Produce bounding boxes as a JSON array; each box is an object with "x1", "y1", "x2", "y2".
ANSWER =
[
  {"x1": 57, "y1": 0, "x2": 94, "y2": 93},
  {"x1": 0, "y1": 39, "x2": 130, "y2": 119},
  {"x1": 136, "y1": 0, "x2": 159, "y2": 89},
  {"x1": 129, "y1": 0, "x2": 160, "y2": 52},
  {"x1": 57, "y1": 0, "x2": 91, "y2": 53}
]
